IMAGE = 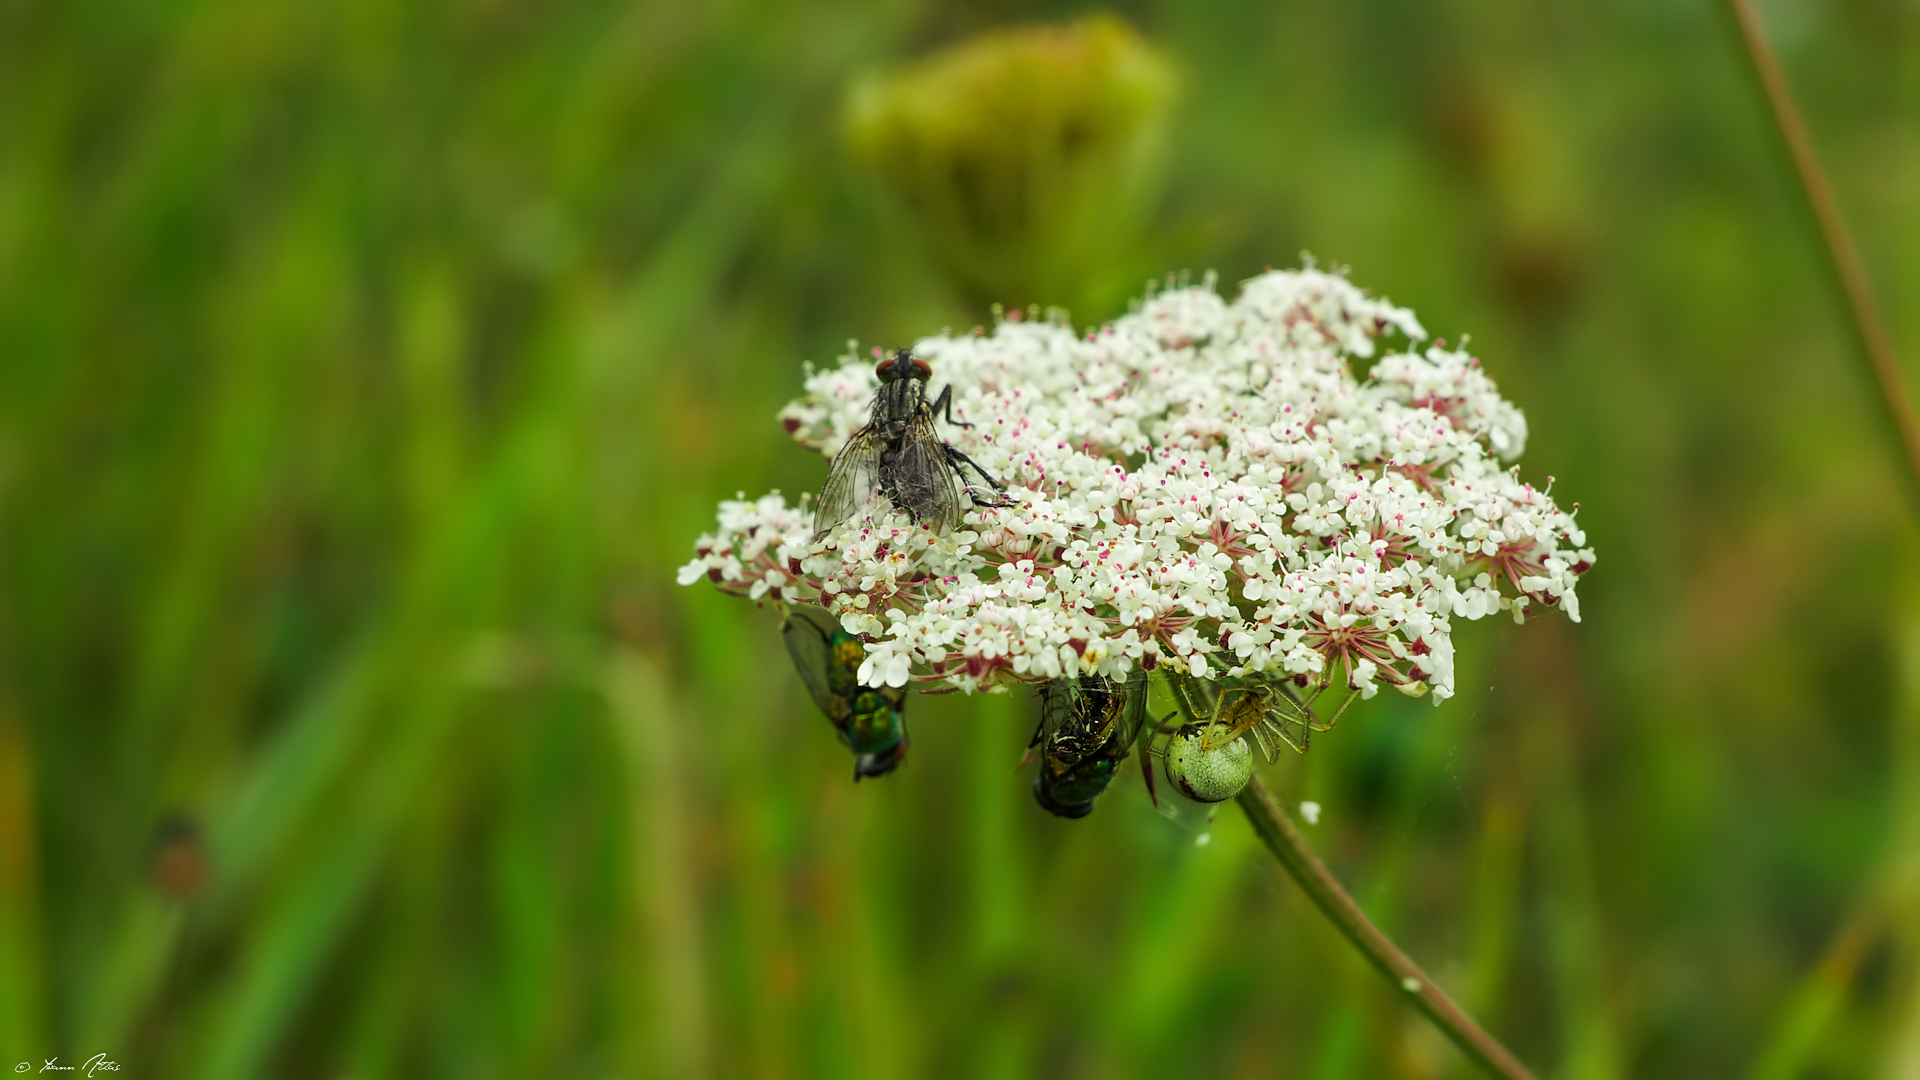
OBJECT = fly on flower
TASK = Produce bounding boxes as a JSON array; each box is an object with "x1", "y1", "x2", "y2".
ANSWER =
[
  {"x1": 1029, "y1": 674, "x2": 1144, "y2": 818},
  {"x1": 812, "y1": 349, "x2": 1012, "y2": 539},
  {"x1": 781, "y1": 608, "x2": 910, "y2": 780},
  {"x1": 685, "y1": 266, "x2": 1598, "y2": 792}
]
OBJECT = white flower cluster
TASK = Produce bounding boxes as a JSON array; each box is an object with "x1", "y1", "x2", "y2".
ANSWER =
[{"x1": 681, "y1": 268, "x2": 1593, "y2": 703}]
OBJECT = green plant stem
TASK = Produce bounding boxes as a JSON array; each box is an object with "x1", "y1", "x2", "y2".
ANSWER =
[
  {"x1": 1724, "y1": 0, "x2": 1920, "y2": 502},
  {"x1": 1235, "y1": 775, "x2": 1538, "y2": 1080}
]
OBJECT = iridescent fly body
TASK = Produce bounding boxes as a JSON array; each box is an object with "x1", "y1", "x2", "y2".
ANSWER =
[
  {"x1": 781, "y1": 609, "x2": 909, "y2": 780},
  {"x1": 813, "y1": 350, "x2": 1011, "y2": 539},
  {"x1": 1030, "y1": 674, "x2": 1142, "y2": 818}
]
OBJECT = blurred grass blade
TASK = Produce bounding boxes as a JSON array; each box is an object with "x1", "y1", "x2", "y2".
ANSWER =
[
  {"x1": 199, "y1": 814, "x2": 390, "y2": 1080},
  {"x1": 1878, "y1": 576, "x2": 1920, "y2": 1075},
  {"x1": 0, "y1": 698, "x2": 44, "y2": 1061},
  {"x1": 607, "y1": 649, "x2": 709, "y2": 1078},
  {"x1": 1745, "y1": 892, "x2": 1885, "y2": 1080}
]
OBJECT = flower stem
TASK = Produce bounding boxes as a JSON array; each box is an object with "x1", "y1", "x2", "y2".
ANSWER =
[
  {"x1": 1235, "y1": 775, "x2": 1538, "y2": 1080},
  {"x1": 1724, "y1": 0, "x2": 1920, "y2": 502}
]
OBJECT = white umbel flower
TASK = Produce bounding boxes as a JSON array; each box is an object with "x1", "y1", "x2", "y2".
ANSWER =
[{"x1": 683, "y1": 267, "x2": 1594, "y2": 702}]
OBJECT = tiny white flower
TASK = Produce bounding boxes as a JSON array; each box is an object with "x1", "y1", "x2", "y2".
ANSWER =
[{"x1": 686, "y1": 267, "x2": 1593, "y2": 702}]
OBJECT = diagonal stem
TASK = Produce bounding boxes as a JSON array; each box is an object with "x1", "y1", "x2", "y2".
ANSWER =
[
  {"x1": 1236, "y1": 775, "x2": 1538, "y2": 1080},
  {"x1": 1724, "y1": 0, "x2": 1920, "y2": 501},
  {"x1": 1724, "y1": 5, "x2": 1913, "y2": 1064}
]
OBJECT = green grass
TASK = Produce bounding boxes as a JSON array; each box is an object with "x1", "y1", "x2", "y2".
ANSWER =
[{"x1": 2, "y1": 0, "x2": 1918, "y2": 1076}]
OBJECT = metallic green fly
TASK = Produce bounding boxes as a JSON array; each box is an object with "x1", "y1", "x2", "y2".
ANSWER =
[{"x1": 781, "y1": 608, "x2": 909, "y2": 780}]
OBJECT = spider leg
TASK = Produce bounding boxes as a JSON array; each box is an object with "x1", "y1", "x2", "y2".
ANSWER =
[{"x1": 1137, "y1": 712, "x2": 1177, "y2": 808}]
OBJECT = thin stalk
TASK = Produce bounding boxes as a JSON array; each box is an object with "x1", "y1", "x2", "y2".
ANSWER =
[
  {"x1": 1724, "y1": 0, "x2": 1920, "y2": 501},
  {"x1": 1725, "y1": 8, "x2": 1914, "y2": 1068},
  {"x1": 1236, "y1": 775, "x2": 1538, "y2": 1080}
]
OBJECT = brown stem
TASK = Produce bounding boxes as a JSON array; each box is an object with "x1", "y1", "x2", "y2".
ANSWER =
[
  {"x1": 1236, "y1": 775, "x2": 1538, "y2": 1080},
  {"x1": 1724, "y1": 0, "x2": 1920, "y2": 501}
]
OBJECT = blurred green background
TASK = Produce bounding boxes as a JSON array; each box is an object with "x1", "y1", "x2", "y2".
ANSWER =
[{"x1": 4, "y1": 0, "x2": 1919, "y2": 1076}]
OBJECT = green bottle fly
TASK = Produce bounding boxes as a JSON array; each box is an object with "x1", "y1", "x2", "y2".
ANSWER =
[{"x1": 781, "y1": 610, "x2": 909, "y2": 780}]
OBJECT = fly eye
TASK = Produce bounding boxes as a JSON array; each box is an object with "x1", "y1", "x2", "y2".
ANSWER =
[{"x1": 874, "y1": 351, "x2": 928, "y2": 382}]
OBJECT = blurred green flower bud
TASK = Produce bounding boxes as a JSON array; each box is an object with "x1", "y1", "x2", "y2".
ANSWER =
[
  {"x1": 1164, "y1": 722, "x2": 1253, "y2": 804},
  {"x1": 845, "y1": 15, "x2": 1178, "y2": 314}
]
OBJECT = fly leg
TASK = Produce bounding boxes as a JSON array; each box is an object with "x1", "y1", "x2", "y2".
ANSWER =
[
  {"x1": 924, "y1": 384, "x2": 1012, "y2": 507},
  {"x1": 944, "y1": 445, "x2": 1015, "y2": 507},
  {"x1": 928, "y1": 384, "x2": 973, "y2": 429}
]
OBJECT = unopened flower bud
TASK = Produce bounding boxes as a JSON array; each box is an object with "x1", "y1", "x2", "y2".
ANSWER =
[{"x1": 844, "y1": 15, "x2": 1178, "y2": 310}]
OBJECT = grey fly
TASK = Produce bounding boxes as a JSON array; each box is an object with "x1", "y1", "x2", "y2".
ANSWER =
[{"x1": 812, "y1": 350, "x2": 1012, "y2": 539}]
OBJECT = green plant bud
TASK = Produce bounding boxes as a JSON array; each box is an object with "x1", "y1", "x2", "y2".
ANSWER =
[
  {"x1": 843, "y1": 15, "x2": 1178, "y2": 312},
  {"x1": 1164, "y1": 723, "x2": 1253, "y2": 804}
]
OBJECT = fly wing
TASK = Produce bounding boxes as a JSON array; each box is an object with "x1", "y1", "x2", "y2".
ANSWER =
[
  {"x1": 1076, "y1": 676, "x2": 1122, "y2": 758},
  {"x1": 1131, "y1": 672, "x2": 1159, "y2": 806},
  {"x1": 1045, "y1": 676, "x2": 1116, "y2": 766},
  {"x1": 1035, "y1": 679, "x2": 1073, "y2": 750},
  {"x1": 813, "y1": 424, "x2": 886, "y2": 539},
  {"x1": 781, "y1": 611, "x2": 845, "y2": 725},
  {"x1": 1089, "y1": 678, "x2": 1124, "y2": 747},
  {"x1": 891, "y1": 414, "x2": 962, "y2": 534},
  {"x1": 1119, "y1": 672, "x2": 1149, "y2": 743}
]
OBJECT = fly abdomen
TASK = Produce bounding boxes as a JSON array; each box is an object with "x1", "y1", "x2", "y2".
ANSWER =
[{"x1": 782, "y1": 610, "x2": 911, "y2": 781}]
